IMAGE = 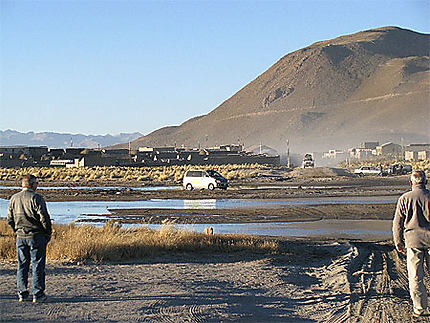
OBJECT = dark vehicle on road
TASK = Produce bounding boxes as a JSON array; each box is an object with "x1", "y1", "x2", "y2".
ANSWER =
[{"x1": 388, "y1": 164, "x2": 412, "y2": 175}]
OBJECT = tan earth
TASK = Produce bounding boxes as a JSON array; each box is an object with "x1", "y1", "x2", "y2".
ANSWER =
[{"x1": 1, "y1": 239, "x2": 429, "y2": 322}]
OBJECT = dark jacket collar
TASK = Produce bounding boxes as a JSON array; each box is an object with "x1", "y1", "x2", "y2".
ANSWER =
[{"x1": 412, "y1": 184, "x2": 427, "y2": 190}]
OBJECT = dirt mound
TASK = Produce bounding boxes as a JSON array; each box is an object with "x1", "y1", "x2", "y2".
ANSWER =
[{"x1": 290, "y1": 167, "x2": 355, "y2": 178}]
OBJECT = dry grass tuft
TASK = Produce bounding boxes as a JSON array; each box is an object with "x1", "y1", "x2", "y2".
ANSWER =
[
  {"x1": 0, "y1": 164, "x2": 271, "y2": 184},
  {"x1": 0, "y1": 219, "x2": 280, "y2": 262},
  {"x1": 0, "y1": 220, "x2": 15, "y2": 259}
]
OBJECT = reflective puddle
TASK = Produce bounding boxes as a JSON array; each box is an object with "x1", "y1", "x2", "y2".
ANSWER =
[
  {"x1": 0, "y1": 197, "x2": 395, "y2": 238},
  {"x1": 137, "y1": 220, "x2": 392, "y2": 239}
]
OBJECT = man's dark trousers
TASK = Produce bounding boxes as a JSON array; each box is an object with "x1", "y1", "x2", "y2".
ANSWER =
[{"x1": 16, "y1": 235, "x2": 48, "y2": 298}]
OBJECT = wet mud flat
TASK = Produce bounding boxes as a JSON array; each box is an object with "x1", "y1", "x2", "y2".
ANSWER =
[
  {"x1": 0, "y1": 185, "x2": 406, "y2": 202},
  {"x1": 1, "y1": 239, "x2": 427, "y2": 322},
  {"x1": 0, "y1": 176, "x2": 410, "y2": 202},
  {"x1": 78, "y1": 203, "x2": 396, "y2": 224}
]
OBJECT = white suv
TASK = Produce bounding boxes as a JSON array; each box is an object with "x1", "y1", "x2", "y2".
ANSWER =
[
  {"x1": 183, "y1": 169, "x2": 228, "y2": 190},
  {"x1": 354, "y1": 166, "x2": 382, "y2": 176}
]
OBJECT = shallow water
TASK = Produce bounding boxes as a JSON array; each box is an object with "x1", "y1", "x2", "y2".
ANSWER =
[
  {"x1": 0, "y1": 197, "x2": 396, "y2": 238},
  {"x1": 135, "y1": 219, "x2": 393, "y2": 239},
  {"x1": 0, "y1": 197, "x2": 396, "y2": 223}
]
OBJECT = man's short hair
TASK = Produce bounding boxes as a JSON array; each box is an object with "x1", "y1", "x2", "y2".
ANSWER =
[
  {"x1": 22, "y1": 175, "x2": 38, "y2": 188},
  {"x1": 410, "y1": 170, "x2": 427, "y2": 185}
]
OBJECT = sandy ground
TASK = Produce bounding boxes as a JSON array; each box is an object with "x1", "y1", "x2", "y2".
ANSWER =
[{"x1": 1, "y1": 239, "x2": 429, "y2": 322}]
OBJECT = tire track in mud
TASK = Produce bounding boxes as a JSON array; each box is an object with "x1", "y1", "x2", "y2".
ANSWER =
[
  {"x1": 143, "y1": 299, "x2": 220, "y2": 323},
  {"x1": 45, "y1": 304, "x2": 65, "y2": 318},
  {"x1": 304, "y1": 242, "x2": 428, "y2": 323},
  {"x1": 345, "y1": 242, "x2": 423, "y2": 323}
]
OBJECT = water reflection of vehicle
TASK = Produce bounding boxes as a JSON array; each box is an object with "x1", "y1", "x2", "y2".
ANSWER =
[
  {"x1": 183, "y1": 169, "x2": 228, "y2": 191},
  {"x1": 183, "y1": 199, "x2": 217, "y2": 209}
]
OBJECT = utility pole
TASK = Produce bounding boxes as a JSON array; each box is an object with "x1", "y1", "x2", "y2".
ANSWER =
[
  {"x1": 287, "y1": 139, "x2": 290, "y2": 168},
  {"x1": 400, "y1": 137, "x2": 404, "y2": 160}
]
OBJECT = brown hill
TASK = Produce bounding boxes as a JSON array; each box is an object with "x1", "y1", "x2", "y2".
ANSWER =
[{"x1": 125, "y1": 27, "x2": 430, "y2": 153}]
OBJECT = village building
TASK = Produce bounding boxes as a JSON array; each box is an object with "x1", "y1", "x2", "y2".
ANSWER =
[
  {"x1": 50, "y1": 159, "x2": 75, "y2": 167},
  {"x1": 404, "y1": 143, "x2": 430, "y2": 161},
  {"x1": 245, "y1": 144, "x2": 279, "y2": 157},
  {"x1": 360, "y1": 142, "x2": 379, "y2": 150},
  {"x1": 375, "y1": 142, "x2": 402, "y2": 157},
  {"x1": 349, "y1": 147, "x2": 374, "y2": 159}
]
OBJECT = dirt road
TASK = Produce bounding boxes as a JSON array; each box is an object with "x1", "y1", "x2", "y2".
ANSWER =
[{"x1": 1, "y1": 240, "x2": 428, "y2": 322}]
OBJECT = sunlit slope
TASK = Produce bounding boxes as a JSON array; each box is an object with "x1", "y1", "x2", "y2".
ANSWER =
[{"x1": 127, "y1": 27, "x2": 429, "y2": 152}]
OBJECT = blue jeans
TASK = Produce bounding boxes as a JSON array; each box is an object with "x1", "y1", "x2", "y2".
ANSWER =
[{"x1": 16, "y1": 235, "x2": 48, "y2": 298}]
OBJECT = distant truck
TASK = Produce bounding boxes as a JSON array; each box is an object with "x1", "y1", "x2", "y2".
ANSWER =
[
  {"x1": 354, "y1": 166, "x2": 382, "y2": 176},
  {"x1": 302, "y1": 153, "x2": 315, "y2": 168}
]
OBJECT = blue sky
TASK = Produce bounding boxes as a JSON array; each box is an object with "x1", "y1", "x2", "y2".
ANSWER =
[{"x1": 1, "y1": 0, "x2": 429, "y2": 136}]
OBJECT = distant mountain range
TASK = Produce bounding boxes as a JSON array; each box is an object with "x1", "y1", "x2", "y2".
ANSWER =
[
  {"x1": 0, "y1": 130, "x2": 143, "y2": 148},
  {"x1": 117, "y1": 26, "x2": 430, "y2": 153}
]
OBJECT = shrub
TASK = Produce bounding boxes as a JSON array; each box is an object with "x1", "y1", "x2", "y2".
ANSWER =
[{"x1": 0, "y1": 219, "x2": 280, "y2": 262}]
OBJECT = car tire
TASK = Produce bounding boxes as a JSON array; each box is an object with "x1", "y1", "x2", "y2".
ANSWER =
[
  {"x1": 208, "y1": 183, "x2": 215, "y2": 191},
  {"x1": 186, "y1": 183, "x2": 193, "y2": 191}
]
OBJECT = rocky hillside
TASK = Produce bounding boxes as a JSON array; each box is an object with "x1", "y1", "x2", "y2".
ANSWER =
[{"x1": 126, "y1": 27, "x2": 430, "y2": 153}]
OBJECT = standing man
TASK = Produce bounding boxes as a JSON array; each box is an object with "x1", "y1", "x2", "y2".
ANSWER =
[
  {"x1": 7, "y1": 175, "x2": 52, "y2": 303},
  {"x1": 393, "y1": 170, "x2": 430, "y2": 317}
]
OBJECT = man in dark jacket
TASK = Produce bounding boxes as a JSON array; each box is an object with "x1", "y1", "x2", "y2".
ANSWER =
[
  {"x1": 393, "y1": 170, "x2": 430, "y2": 317},
  {"x1": 7, "y1": 175, "x2": 52, "y2": 303}
]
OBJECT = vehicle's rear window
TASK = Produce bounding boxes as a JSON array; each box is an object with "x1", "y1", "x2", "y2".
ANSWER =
[{"x1": 186, "y1": 171, "x2": 203, "y2": 177}]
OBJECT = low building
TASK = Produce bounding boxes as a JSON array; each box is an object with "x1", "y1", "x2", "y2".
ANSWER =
[
  {"x1": 404, "y1": 143, "x2": 430, "y2": 161},
  {"x1": 375, "y1": 142, "x2": 402, "y2": 157},
  {"x1": 48, "y1": 148, "x2": 65, "y2": 159},
  {"x1": 0, "y1": 146, "x2": 48, "y2": 161},
  {"x1": 418, "y1": 151, "x2": 430, "y2": 160},
  {"x1": 0, "y1": 155, "x2": 22, "y2": 167},
  {"x1": 349, "y1": 147, "x2": 373, "y2": 159},
  {"x1": 102, "y1": 149, "x2": 130, "y2": 155},
  {"x1": 321, "y1": 149, "x2": 348, "y2": 166},
  {"x1": 50, "y1": 159, "x2": 74, "y2": 167},
  {"x1": 138, "y1": 147, "x2": 154, "y2": 152},
  {"x1": 323, "y1": 149, "x2": 347, "y2": 159},
  {"x1": 76, "y1": 155, "x2": 133, "y2": 167},
  {"x1": 245, "y1": 145, "x2": 279, "y2": 157},
  {"x1": 360, "y1": 142, "x2": 379, "y2": 150}
]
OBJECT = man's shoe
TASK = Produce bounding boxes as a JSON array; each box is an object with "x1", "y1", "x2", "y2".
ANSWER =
[
  {"x1": 32, "y1": 294, "x2": 47, "y2": 303},
  {"x1": 18, "y1": 292, "x2": 29, "y2": 302}
]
